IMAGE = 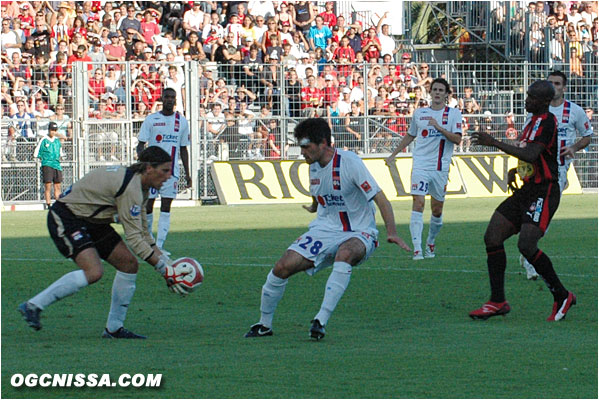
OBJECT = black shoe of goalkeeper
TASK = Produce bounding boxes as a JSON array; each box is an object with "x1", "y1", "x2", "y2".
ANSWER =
[{"x1": 102, "y1": 327, "x2": 146, "y2": 339}]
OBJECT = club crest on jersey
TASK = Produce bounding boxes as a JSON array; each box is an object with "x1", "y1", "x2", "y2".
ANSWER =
[
  {"x1": 130, "y1": 204, "x2": 141, "y2": 217},
  {"x1": 155, "y1": 134, "x2": 163, "y2": 142},
  {"x1": 360, "y1": 181, "x2": 372, "y2": 193},
  {"x1": 71, "y1": 231, "x2": 83, "y2": 241}
]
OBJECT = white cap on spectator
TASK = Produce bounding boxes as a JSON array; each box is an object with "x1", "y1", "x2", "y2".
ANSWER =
[
  {"x1": 157, "y1": 53, "x2": 167, "y2": 60},
  {"x1": 325, "y1": 74, "x2": 334, "y2": 80},
  {"x1": 144, "y1": 48, "x2": 152, "y2": 53},
  {"x1": 484, "y1": 110, "x2": 492, "y2": 116},
  {"x1": 342, "y1": 87, "x2": 351, "y2": 94}
]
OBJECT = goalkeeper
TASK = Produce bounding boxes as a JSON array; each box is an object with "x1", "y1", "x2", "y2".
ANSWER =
[{"x1": 18, "y1": 146, "x2": 190, "y2": 339}]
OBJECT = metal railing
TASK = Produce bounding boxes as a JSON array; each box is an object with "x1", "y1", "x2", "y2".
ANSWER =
[{"x1": 2, "y1": 60, "x2": 597, "y2": 203}]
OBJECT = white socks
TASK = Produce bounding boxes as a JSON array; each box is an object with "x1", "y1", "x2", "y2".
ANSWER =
[
  {"x1": 259, "y1": 270, "x2": 288, "y2": 328},
  {"x1": 314, "y1": 261, "x2": 352, "y2": 326},
  {"x1": 156, "y1": 211, "x2": 171, "y2": 249},
  {"x1": 427, "y1": 215, "x2": 443, "y2": 245},
  {"x1": 106, "y1": 271, "x2": 137, "y2": 333},
  {"x1": 410, "y1": 211, "x2": 424, "y2": 251},
  {"x1": 29, "y1": 270, "x2": 88, "y2": 310},
  {"x1": 146, "y1": 212, "x2": 154, "y2": 236}
]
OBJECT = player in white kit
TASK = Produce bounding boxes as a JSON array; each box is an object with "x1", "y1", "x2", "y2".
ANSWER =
[
  {"x1": 137, "y1": 88, "x2": 192, "y2": 254},
  {"x1": 245, "y1": 118, "x2": 410, "y2": 340},
  {"x1": 386, "y1": 78, "x2": 462, "y2": 260},
  {"x1": 520, "y1": 70, "x2": 593, "y2": 279}
]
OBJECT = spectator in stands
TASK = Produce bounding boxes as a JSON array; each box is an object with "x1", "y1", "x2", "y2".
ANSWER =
[
  {"x1": 301, "y1": 74, "x2": 323, "y2": 117},
  {"x1": 260, "y1": 54, "x2": 282, "y2": 112},
  {"x1": 164, "y1": 65, "x2": 185, "y2": 113},
  {"x1": 183, "y1": 2, "x2": 207, "y2": 38},
  {"x1": 141, "y1": 10, "x2": 160, "y2": 46},
  {"x1": 33, "y1": 98, "x2": 55, "y2": 137},
  {"x1": 248, "y1": 0, "x2": 276, "y2": 20},
  {"x1": 285, "y1": 68, "x2": 302, "y2": 118},
  {"x1": 50, "y1": 103, "x2": 72, "y2": 140},
  {"x1": 459, "y1": 87, "x2": 481, "y2": 112},
  {"x1": 289, "y1": 30, "x2": 310, "y2": 59},
  {"x1": 240, "y1": 14, "x2": 256, "y2": 44},
  {"x1": 308, "y1": 15, "x2": 332, "y2": 51},
  {"x1": 266, "y1": 34, "x2": 283, "y2": 60},
  {"x1": 243, "y1": 44, "x2": 263, "y2": 94},
  {"x1": 119, "y1": 5, "x2": 142, "y2": 37},
  {"x1": 376, "y1": 12, "x2": 399, "y2": 58},
  {"x1": 362, "y1": 27, "x2": 382, "y2": 62},
  {"x1": 207, "y1": 102, "x2": 226, "y2": 158},
  {"x1": 580, "y1": 2, "x2": 598, "y2": 26},
  {"x1": 261, "y1": 17, "x2": 281, "y2": 55},
  {"x1": 104, "y1": 32, "x2": 126, "y2": 62},
  {"x1": 12, "y1": 98, "x2": 35, "y2": 139},
  {"x1": 3, "y1": 125, "x2": 18, "y2": 161},
  {"x1": 88, "y1": 68, "x2": 106, "y2": 107},
  {"x1": 345, "y1": 101, "x2": 364, "y2": 152},
  {"x1": 319, "y1": 1, "x2": 337, "y2": 28},
  {"x1": 85, "y1": 40, "x2": 105, "y2": 68},
  {"x1": 292, "y1": 1, "x2": 316, "y2": 35},
  {"x1": 67, "y1": 44, "x2": 93, "y2": 76},
  {"x1": 181, "y1": 31, "x2": 207, "y2": 61},
  {"x1": 322, "y1": 74, "x2": 339, "y2": 109},
  {"x1": 529, "y1": 21, "x2": 544, "y2": 62}
]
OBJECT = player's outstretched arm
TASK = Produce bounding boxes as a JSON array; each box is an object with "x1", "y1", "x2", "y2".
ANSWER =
[
  {"x1": 385, "y1": 134, "x2": 415, "y2": 165},
  {"x1": 471, "y1": 131, "x2": 543, "y2": 163},
  {"x1": 302, "y1": 196, "x2": 318, "y2": 213},
  {"x1": 373, "y1": 191, "x2": 411, "y2": 252}
]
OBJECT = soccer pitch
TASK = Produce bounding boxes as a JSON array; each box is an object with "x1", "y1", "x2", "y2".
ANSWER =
[{"x1": 1, "y1": 195, "x2": 597, "y2": 399}]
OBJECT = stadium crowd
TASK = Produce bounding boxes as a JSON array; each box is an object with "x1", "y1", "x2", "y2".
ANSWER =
[{"x1": 1, "y1": 0, "x2": 598, "y2": 161}]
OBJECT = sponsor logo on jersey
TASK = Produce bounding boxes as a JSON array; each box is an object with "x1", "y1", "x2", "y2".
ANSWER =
[
  {"x1": 71, "y1": 231, "x2": 83, "y2": 241},
  {"x1": 130, "y1": 204, "x2": 142, "y2": 217},
  {"x1": 360, "y1": 180, "x2": 372, "y2": 193},
  {"x1": 153, "y1": 122, "x2": 166, "y2": 126},
  {"x1": 318, "y1": 193, "x2": 345, "y2": 207},
  {"x1": 311, "y1": 178, "x2": 320, "y2": 185},
  {"x1": 422, "y1": 129, "x2": 429, "y2": 137},
  {"x1": 155, "y1": 134, "x2": 163, "y2": 142}
]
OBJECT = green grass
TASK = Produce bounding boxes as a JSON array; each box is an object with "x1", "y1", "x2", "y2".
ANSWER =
[{"x1": 1, "y1": 196, "x2": 597, "y2": 398}]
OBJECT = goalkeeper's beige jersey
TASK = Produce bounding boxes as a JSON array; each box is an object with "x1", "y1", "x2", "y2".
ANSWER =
[{"x1": 59, "y1": 166, "x2": 155, "y2": 260}]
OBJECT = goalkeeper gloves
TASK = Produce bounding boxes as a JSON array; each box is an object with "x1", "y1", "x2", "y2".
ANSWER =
[{"x1": 154, "y1": 254, "x2": 190, "y2": 296}]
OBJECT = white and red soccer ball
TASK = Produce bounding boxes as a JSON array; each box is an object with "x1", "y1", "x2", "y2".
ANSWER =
[{"x1": 170, "y1": 257, "x2": 204, "y2": 292}]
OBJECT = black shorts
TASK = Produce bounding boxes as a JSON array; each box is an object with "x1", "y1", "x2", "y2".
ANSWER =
[
  {"x1": 496, "y1": 181, "x2": 560, "y2": 234},
  {"x1": 42, "y1": 166, "x2": 63, "y2": 184},
  {"x1": 47, "y1": 201, "x2": 122, "y2": 260}
]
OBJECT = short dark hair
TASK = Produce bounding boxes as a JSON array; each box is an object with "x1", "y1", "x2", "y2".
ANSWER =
[
  {"x1": 431, "y1": 78, "x2": 451, "y2": 94},
  {"x1": 548, "y1": 70, "x2": 567, "y2": 85},
  {"x1": 528, "y1": 80, "x2": 555, "y2": 104},
  {"x1": 294, "y1": 118, "x2": 331, "y2": 146}
]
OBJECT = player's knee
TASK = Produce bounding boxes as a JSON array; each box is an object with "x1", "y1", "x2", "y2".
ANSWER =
[
  {"x1": 273, "y1": 261, "x2": 291, "y2": 279},
  {"x1": 118, "y1": 256, "x2": 139, "y2": 274},
  {"x1": 85, "y1": 266, "x2": 104, "y2": 284},
  {"x1": 517, "y1": 238, "x2": 536, "y2": 259},
  {"x1": 484, "y1": 229, "x2": 500, "y2": 248}
]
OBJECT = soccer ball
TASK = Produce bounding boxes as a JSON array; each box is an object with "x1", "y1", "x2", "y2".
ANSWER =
[{"x1": 172, "y1": 257, "x2": 204, "y2": 292}]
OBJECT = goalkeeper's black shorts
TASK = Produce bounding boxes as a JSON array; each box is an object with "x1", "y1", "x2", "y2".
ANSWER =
[
  {"x1": 495, "y1": 181, "x2": 560, "y2": 235},
  {"x1": 47, "y1": 201, "x2": 122, "y2": 260}
]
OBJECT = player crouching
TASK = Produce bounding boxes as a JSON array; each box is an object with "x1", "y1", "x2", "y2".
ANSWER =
[{"x1": 18, "y1": 147, "x2": 190, "y2": 338}]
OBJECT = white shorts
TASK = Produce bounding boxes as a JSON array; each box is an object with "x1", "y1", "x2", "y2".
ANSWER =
[
  {"x1": 410, "y1": 169, "x2": 449, "y2": 202},
  {"x1": 149, "y1": 175, "x2": 178, "y2": 199},
  {"x1": 288, "y1": 229, "x2": 378, "y2": 276}
]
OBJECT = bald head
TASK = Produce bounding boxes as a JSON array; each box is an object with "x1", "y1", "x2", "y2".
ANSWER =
[{"x1": 525, "y1": 80, "x2": 555, "y2": 114}]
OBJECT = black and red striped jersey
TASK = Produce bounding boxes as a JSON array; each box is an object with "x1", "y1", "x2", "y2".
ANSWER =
[{"x1": 518, "y1": 112, "x2": 559, "y2": 184}]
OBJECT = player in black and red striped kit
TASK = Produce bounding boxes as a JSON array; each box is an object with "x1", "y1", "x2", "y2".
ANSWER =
[{"x1": 468, "y1": 80, "x2": 576, "y2": 322}]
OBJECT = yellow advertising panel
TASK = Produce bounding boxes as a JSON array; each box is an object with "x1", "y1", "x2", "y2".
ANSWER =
[{"x1": 211, "y1": 155, "x2": 582, "y2": 204}]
